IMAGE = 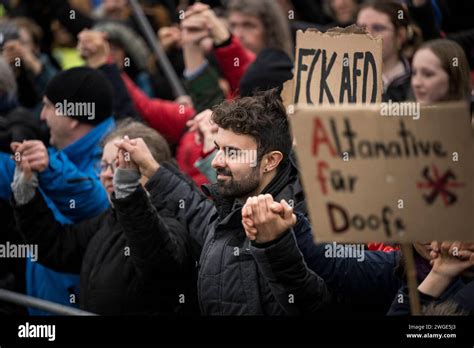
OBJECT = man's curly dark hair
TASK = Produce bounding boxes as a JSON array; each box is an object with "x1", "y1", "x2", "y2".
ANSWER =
[{"x1": 211, "y1": 88, "x2": 292, "y2": 168}]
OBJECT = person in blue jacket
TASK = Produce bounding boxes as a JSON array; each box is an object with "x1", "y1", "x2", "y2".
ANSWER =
[{"x1": 0, "y1": 67, "x2": 115, "y2": 315}]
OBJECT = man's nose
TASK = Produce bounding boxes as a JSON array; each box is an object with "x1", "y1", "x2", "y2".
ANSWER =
[
  {"x1": 233, "y1": 27, "x2": 244, "y2": 42},
  {"x1": 211, "y1": 149, "x2": 226, "y2": 168},
  {"x1": 101, "y1": 167, "x2": 113, "y2": 177},
  {"x1": 40, "y1": 107, "x2": 47, "y2": 121}
]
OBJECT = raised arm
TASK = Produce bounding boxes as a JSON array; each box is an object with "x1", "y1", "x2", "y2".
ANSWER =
[
  {"x1": 11, "y1": 158, "x2": 102, "y2": 273},
  {"x1": 111, "y1": 149, "x2": 193, "y2": 277},
  {"x1": 114, "y1": 137, "x2": 217, "y2": 247},
  {"x1": 10, "y1": 140, "x2": 109, "y2": 222},
  {"x1": 242, "y1": 194, "x2": 329, "y2": 314}
]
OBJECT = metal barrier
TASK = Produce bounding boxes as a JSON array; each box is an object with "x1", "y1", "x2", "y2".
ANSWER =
[{"x1": 0, "y1": 289, "x2": 97, "y2": 316}]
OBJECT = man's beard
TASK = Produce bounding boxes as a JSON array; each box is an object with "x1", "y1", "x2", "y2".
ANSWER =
[{"x1": 216, "y1": 166, "x2": 260, "y2": 199}]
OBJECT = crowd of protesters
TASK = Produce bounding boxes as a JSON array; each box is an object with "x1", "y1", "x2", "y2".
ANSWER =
[{"x1": 0, "y1": 0, "x2": 473, "y2": 316}]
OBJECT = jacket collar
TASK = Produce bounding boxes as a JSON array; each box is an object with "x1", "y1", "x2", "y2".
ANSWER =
[
  {"x1": 0, "y1": 95, "x2": 19, "y2": 114},
  {"x1": 62, "y1": 117, "x2": 115, "y2": 162},
  {"x1": 387, "y1": 57, "x2": 412, "y2": 88}
]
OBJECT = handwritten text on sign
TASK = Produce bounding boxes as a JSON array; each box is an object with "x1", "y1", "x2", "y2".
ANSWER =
[
  {"x1": 293, "y1": 28, "x2": 382, "y2": 105},
  {"x1": 290, "y1": 103, "x2": 473, "y2": 243}
]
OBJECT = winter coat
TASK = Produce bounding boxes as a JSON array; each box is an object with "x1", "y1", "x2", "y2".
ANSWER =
[
  {"x1": 213, "y1": 35, "x2": 256, "y2": 95},
  {"x1": 382, "y1": 59, "x2": 412, "y2": 103},
  {"x1": 294, "y1": 229, "x2": 402, "y2": 315},
  {"x1": 12, "y1": 184, "x2": 199, "y2": 315},
  {"x1": 144, "y1": 161, "x2": 329, "y2": 315},
  {"x1": 121, "y1": 73, "x2": 195, "y2": 145},
  {"x1": 146, "y1": 158, "x2": 403, "y2": 316},
  {"x1": 0, "y1": 117, "x2": 114, "y2": 315},
  {"x1": 122, "y1": 64, "x2": 226, "y2": 187},
  {"x1": 184, "y1": 63, "x2": 226, "y2": 113}
]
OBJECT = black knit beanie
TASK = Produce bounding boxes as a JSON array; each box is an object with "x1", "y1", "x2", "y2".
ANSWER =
[{"x1": 45, "y1": 67, "x2": 114, "y2": 125}]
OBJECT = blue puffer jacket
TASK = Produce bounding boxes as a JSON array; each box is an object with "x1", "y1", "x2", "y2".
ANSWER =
[{"x1": 0, "y1": 117, "x2": 114, "y2": 315}]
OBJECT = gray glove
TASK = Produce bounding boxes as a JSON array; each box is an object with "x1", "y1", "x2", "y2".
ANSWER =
[
  {"x1": 113, "y1": 168, "x2": 141, "y2": 199},
  {"x1": 11, "y1": 165, "x2": 38, "y2": 205}
]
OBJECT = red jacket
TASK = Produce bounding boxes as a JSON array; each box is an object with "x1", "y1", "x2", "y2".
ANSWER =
[
  {"x1": 122, "y1": 73, "x2": 209, "y2": 186},
  {"x1": 122, "y1": 38, "x2": 254, "y2": 186},
  {"x1": 176, "y1": 131, "x2": 209, "y2": 188},
  {"x1": 122, "y1": 73, "x2": 195, "y2": 144},
  {"x1": 214, "y1": 35, "x2": 256, "y2": 95},
  {"x1": 367, "y1": 243, "x2": 400, "y2": 252}
]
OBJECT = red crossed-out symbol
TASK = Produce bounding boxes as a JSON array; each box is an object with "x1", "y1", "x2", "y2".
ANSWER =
[{"x1": 416, "y1": 165, "x2": 465, "y2": 207}]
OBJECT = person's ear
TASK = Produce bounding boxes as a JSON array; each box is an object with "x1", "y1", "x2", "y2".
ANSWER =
[
  {"x1": 262, "y1": 151, "x2": 283, "y2": 173},
  {"x1": 69, "y1": 119, "x2": 80, "y2": 130}
]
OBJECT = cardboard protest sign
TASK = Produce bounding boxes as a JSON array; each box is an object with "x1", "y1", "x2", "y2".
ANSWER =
[
  {"x1": 290, "y1": 102, "x2": 474, "y2": 243},
  {"x1": 282, "y1": 26, "x2": 382, "y2": 108}
]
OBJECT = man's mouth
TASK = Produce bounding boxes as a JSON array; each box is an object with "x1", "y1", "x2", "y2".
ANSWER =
[{"x1": 216, "y1": 169, "x2": 232, "y2": 179}]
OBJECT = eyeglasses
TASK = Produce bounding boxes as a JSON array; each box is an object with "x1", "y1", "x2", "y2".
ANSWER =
[{"x1": 100, "y1": 161, "x2": 117, "y2": 173}]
